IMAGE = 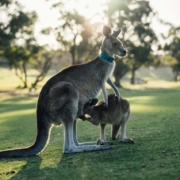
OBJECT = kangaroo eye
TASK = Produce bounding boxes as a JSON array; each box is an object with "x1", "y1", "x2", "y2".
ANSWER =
[{"x1": 112, "y1": 42, "x2": 117, "y2": 46}]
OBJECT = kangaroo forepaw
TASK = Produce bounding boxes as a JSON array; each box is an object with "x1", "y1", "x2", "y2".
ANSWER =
[
  {"x1": 89, "y1": 98, "x2": 98, "y2": 106},
  {"x1": 102, "y1": 102, "x2": 108, "y2": 109},
  {"x1": 114, "y1": 96, "x2": 120, "y2": 104},
  {"x1": 114, "y1": 96, "x2": 118, "y2": 102}
]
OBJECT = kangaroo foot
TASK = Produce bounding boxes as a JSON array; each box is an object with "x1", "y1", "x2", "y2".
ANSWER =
[
  {"x1": 120, "y1": 138, "x2": 135, "y2": 144},
  {"x1": 96, "y1": 139, "x2": 113, "y2": 145},
  {"x1": 116, "y1": 133, "x2": 135, "y2": 144}
]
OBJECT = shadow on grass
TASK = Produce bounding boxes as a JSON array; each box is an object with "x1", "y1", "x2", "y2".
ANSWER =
[
  {"x1": 0, "y1": 103, "x2": 36, "y2": 114},
  {"x1": 0, "y1": 96, "x2": 37, "y2": 121},
  {"x1": 9, "y1": 125, "x2": 180, "y2": 180},
  {"x1": 0, "y1": 117, "x2": 179, "y2": 180},
  {"x1": 9, "y1": 147, "x2": 128, "y2": 180}
]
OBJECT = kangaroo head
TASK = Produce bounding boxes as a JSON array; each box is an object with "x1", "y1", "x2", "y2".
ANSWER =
[{"x1": 101, "y1": 26, "x2": 126, "y2": 57}]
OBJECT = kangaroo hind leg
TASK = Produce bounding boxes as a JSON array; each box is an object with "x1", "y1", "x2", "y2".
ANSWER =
[
  {"x1": 96, "y1": 123, "x2": 113, "y2": 146},
  {"x1": 117, "y1": 111, "x2": 135, "y2": 144},
  {"x1": 52, "y1": 82, "x2": 112, "y2": 153}
]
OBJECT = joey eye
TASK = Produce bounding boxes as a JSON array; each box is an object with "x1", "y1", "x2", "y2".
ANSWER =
[{"x1": 112, "y1": 42, "x2": 117, "y2": 46}]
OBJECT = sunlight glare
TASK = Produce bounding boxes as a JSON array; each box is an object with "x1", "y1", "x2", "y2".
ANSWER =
[
  {"x1": 17, "y1": 0, "x2": 108, "y2": 47},
  {"x1": 64, "y1": 0, "x2": 107, "y2": 24}
]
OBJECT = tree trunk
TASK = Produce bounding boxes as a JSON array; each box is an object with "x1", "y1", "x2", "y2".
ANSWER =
[
  {"x1": 71, "y1": 34, "x2": 77, "y2": 65},
  {"x1": 173, "y1": 71, "x2": 180, "y2": 82},
  {"x1": 114, "y1": 76, "x2": 123, "y2": 88},
  {"x1": 14, "y1": 63, "x2": 28, "y2": 89},
  {"x1": 30, "y1": 56, "x2": 52, "y2": 91},
  {"x1": 131, "y1": 68, "x2": 135, "y2": 85},
  {"x1": 174, "y1": 73, "x2": 178, "y2": 82},
  {"x1": 22, "y1": 62, "x2": 28, "y2": 88},
  {"x1": 71, "y1": 46, "x2": 75, "y2": 65}
]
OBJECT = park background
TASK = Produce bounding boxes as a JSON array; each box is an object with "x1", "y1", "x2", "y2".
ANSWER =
[{"x1": 0, "y1": 0, "x2": 180, "y2": 179}]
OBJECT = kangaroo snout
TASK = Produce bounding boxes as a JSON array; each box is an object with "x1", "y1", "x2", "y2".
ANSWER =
[{"x1": 122, "y1": 49, "x2": 127, "y2": 56}]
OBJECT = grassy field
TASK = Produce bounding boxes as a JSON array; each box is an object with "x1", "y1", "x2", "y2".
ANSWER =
[{"x1": 0, "y1": 67, "x2": 180, "y2": 180}]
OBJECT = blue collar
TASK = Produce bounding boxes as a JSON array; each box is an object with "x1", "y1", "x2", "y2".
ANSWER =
[{"x1": 99, "y1": 53, "x2": 115, "y2": 63}]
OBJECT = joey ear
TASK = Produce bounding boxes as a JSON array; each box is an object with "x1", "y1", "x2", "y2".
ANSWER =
[
  {"x1": 112, "y1": 28, "x2": 121, "y2": 37},
  {"x1": 103, "y1": 26, "x2": 112, "y2": 37}
]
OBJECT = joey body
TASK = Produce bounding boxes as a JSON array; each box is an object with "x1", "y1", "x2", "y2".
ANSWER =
[{"x1": 82, "y1": 94, "x2": 135, "y2": 144}]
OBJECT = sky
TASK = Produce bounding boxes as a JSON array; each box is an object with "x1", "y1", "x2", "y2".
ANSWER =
[
  {"x1": 17, "y1": 0, "x2": 180, "y2": 47},
  {"x1": 150, "y1": 0, "x2": 180, "y2": 27},
  {"x1": 150, "y1": 0, "x2": 180, "y2": 42}
]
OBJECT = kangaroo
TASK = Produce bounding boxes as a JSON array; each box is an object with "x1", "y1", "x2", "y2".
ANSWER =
[
  {"x1": 0, "y1": 26, "x2": 127, "y2": 157},
  {"x1": 81, "y1": 94, "x2": 135, "y2": 144}
]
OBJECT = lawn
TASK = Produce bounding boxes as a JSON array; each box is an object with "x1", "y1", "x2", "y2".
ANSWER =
[{"x1": 0, "y1": 68, "x2": 180, "y2": 180}]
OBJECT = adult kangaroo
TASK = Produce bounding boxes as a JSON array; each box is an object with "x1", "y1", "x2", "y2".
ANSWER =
[{"x1": 0, "y1": 25, "x2": 127, "y2": 157}]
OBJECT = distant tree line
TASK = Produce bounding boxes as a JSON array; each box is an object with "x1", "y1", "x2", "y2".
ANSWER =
[{"x1": 0, "y1": 0, "x2": 180, "y2": 89}]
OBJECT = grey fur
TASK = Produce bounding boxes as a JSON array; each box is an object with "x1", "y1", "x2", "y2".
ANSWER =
[{"x1": 0, "y1": 26, "x2": 127, "y2": 157}]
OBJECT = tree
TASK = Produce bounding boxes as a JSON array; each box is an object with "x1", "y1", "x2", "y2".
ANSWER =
[
  {"x1": 114, "y1": 58, "x2": 129, "y2": 87},
  {"x1": 106, "y1": 0, "x2": 157, "y2": 84},
  {"x1": 4, "y1": 46, "x2": 32, "y2": 88},
  {"x1": 128, "y1": 43, "x2": 154, "y2": 84},
  {"x1": 172, "y1": 64, "x2": 180, "y2": 82},
  {"x1": 163, "y1": 26, "x2": 180, "y2": 82},
  {"x1": 0, "y1": 0, "x2": 39, "y2": 88},
  {"x1": 0, "y1": 1, "x2": 37, "y2": 53},
  {"x1": 43, "y1": 1, "x2": 102, "y2": 65},
  {"x1": 30, "y1": 48, "x2": 54, "y2": 91}
]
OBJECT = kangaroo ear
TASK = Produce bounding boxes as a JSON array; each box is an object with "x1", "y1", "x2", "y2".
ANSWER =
[
  {"x1": 112, "y1": 28, "x2": 121, "y2": 37},
  {"x1": 103, "y1": 26, "x2": 112, "y2": 37}
]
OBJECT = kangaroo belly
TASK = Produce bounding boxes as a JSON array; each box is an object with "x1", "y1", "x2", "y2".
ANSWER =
[{"x1": 77, "y1": 85, "x2": 102, "y2": 116}]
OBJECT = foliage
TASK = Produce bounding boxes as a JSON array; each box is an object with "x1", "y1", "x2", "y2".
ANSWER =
[
  {"x1": 0, "y1": 1, "x2": 55, "y2": 89},
  {"x1": 114, "y1": 58, "x2": 130, "y2": 87},
  {"x1": 172, "y1": 63, "x2": 180, "y2": 82},
  {"x1": 164, "y1": 28, "x2": 180, "y2": 61},
  {"x1": 0, "y1": 0, "x2": 177, "y2": 88},
  {"x1": 4, "y1": 46, "x2": 32, "y2": 88},
  {"x1": 0, "y1": 1, "x2": 37, "y2": 54},
  {"x1": 160, "y1": 54, "x2": 177, "y2": 66},
  {"x1": 42, "y1": 1, "x2": 102, "y2": 65},
  {"x1": 4, "y1": 44, "x2": 40, "y2": 88},
  {"x1": 106, "y1": 0, "x2": 157, "y2": 84},
  {"x1": 30, "y1": 49, "x2": 54, "y2": 91},
  {"x1": 163, "y1": 26, "x2": 180, "y2": 81},
  {"x1": 0, "y1": 0, "x2": 12, "y2": 6},
  {"x1": 0, "y1": 0, "x2": 40, "y2": 88}
]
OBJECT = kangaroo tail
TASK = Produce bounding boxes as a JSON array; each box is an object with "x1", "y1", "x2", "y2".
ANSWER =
[{"x1": 0, "y1": 119, "x2": 52, "y2": 158}]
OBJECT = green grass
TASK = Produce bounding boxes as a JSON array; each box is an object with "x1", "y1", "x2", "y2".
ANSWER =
[
  {"x1": 0, "y1": 67, "x2": 180, "y2": 179},
  {"x1": 0, "y1": 85, "x2": 180, "y2": 180}
]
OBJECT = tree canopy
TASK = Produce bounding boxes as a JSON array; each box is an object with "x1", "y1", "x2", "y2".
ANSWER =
[
  {"x1": 0, "y1": 0, "x2": 179, "y2": 88},
  {"x1": 106, "y1": 0, "x2": 157, "y2": 84},
  {"x1": 163, "y1": 26, "x2": 180, "y2": 81}
]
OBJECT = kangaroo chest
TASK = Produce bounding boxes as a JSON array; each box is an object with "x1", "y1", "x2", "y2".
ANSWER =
[
  {"x1": 76, "y1": 62, "x2": 115, "y2": 116},
  {"x1": 77, "y1": 61, "x2": 115, "y2": 100}
]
